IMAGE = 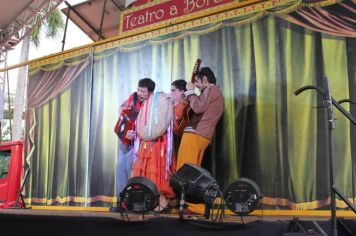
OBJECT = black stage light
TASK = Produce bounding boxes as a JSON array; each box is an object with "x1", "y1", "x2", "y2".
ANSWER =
[
  {"x1": 224, "y1": 177, "x2": 262, "y2": 215},
  {"x1": 120, "y1": 177, "x2": 159, "y2": 213},
  {"x1": 169, "y1": 163, "x2": 221, "y2": 219}
]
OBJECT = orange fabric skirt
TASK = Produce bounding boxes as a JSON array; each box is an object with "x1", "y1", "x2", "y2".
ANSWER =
[{"x1": 131, "y1": 136, "x2": 176, "y2": 198}]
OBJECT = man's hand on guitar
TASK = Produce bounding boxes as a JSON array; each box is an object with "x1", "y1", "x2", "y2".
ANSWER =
[
  {"x1": 186, "y1": 82, "x2": 195, "y2": 91},
  {"x1": 125, "y1": 130, "x2": 136, "y2": 140}
]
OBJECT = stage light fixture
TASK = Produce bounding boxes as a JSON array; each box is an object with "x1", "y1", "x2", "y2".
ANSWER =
[
  {"x1": 120, "y1": 177, "x2": 159, "y2": 214},
  {"x1": 224, "y1": 177, "x2": 262, "y2": 215},
  {"x1": 169, "y1": 163, "x2": 222, "y2": 219}
]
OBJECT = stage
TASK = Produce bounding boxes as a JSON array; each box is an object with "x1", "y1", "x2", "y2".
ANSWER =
[{"x1": 0, "y1": 208, "x2": 355, "y2": 236}]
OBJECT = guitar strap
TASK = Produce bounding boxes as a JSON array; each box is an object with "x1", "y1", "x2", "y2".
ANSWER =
[{"x1": 132, "y1": 92, "x2": 138, "y2": 108}]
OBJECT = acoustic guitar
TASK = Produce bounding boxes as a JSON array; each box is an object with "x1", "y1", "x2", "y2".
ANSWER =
[
  {"x1": 177, "y1": 59, "x2": 202, "y2": 137},
  {"x1": 114, "y1": 93, "x2": 140, "y2": 146}
]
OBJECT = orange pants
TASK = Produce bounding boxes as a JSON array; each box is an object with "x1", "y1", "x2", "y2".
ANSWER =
[{"x1": 177, "y1": 132, "x2": 210, "y2": 170}]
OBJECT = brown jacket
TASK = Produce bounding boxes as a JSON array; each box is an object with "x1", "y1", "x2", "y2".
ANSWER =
[{"x1": 184, "y1": 85, "x2": 224, "y2": 141}]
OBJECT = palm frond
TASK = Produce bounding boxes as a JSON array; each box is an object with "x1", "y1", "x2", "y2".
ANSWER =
[
  {"x1": 31, "y1": 20, "x2": 42, "y2": 48},
  {"x1": 45, "y1": 10, "x2": 65, "y2": 38},
  {"x1": 30, "y1": 8, "x2": 64, "y2": 48}
]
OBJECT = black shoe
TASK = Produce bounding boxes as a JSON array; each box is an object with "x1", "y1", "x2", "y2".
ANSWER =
[
  {"x1": 153, "y1": 206, "x2": 171, "y2": 215},
  {"x1": 160, "y1": 206, "x2": 171, "y2": 214}
]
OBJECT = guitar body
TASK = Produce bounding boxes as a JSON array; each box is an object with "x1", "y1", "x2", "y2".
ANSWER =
[
  {"x1": 177, "y1": 103, "x2": 193, "y2": 137},
  {"x1": 114, "y1": 107, "x2": 139, "y2": 146}
]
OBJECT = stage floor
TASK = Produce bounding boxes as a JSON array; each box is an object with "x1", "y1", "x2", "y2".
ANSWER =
[{"x1": 0, "y1": 208, "x2": 355, "y2": 236}]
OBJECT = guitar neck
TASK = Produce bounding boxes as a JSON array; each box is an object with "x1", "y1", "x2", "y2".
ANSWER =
[
  {"x1": 191, "y1": 59, "x2": 201, "y2": 84},
  {"x1": 191, "y1": 75, "x2": 196, "y2": 83}
]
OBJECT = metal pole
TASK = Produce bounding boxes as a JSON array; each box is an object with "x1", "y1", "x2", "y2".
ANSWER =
[
  {"x1": 61, "y1": 8, "x2": 70, "y2": 51},
  {"x1": 98, "y1": 0, "x2": 107, "y2": 41},
  {"x1": 338, "y1": 99, "x2": 356, "y2": 206},
  {"x1": 329, "y1": 123, "x2": 337, "y2": 236},
  {"x1": 324, "y1": 76, "x2": 337, "y2": 236},
  {"x1": 6, "y1": 69, "x2": 12, "y2": 140}
]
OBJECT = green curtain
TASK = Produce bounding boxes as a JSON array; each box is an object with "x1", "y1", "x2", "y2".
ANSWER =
[{"x1": 26, "y1": 15, "x2": 356, "y2": 209}]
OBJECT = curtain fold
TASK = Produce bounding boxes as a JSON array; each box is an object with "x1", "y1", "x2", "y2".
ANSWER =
[
  {"x1": 283, "y1": 0, "x2": 356, "y2": 37},
  {"x1": 27, "y1": 57, "x2": 90, "y2": 109}
]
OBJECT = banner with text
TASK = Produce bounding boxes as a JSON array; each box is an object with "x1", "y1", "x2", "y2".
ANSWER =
[{"x1": 120, "y1": 0, "x2": 242, "y2": 33}]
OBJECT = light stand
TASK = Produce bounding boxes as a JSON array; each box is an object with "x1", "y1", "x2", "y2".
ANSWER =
[
  {"x1": 178, "y1": 180, "x2": 186, "y2": 221},
  {"x1": 169, "y1": 164, "x2": 223, "y2": 222},
  {"x1": 295, "y1": 77, "x2": 356, "y2": 236},
  {"x1": 117, "y1": 193, "x2": 129, "y2": 221},
  {"x1": 174, "y1": 178, "x2": 218, "y2": 220}
]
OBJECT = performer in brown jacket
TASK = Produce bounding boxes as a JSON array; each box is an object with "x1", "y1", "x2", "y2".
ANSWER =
[{"x1": 177, "y1": 67, "x2": 224, "y2": 169}]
